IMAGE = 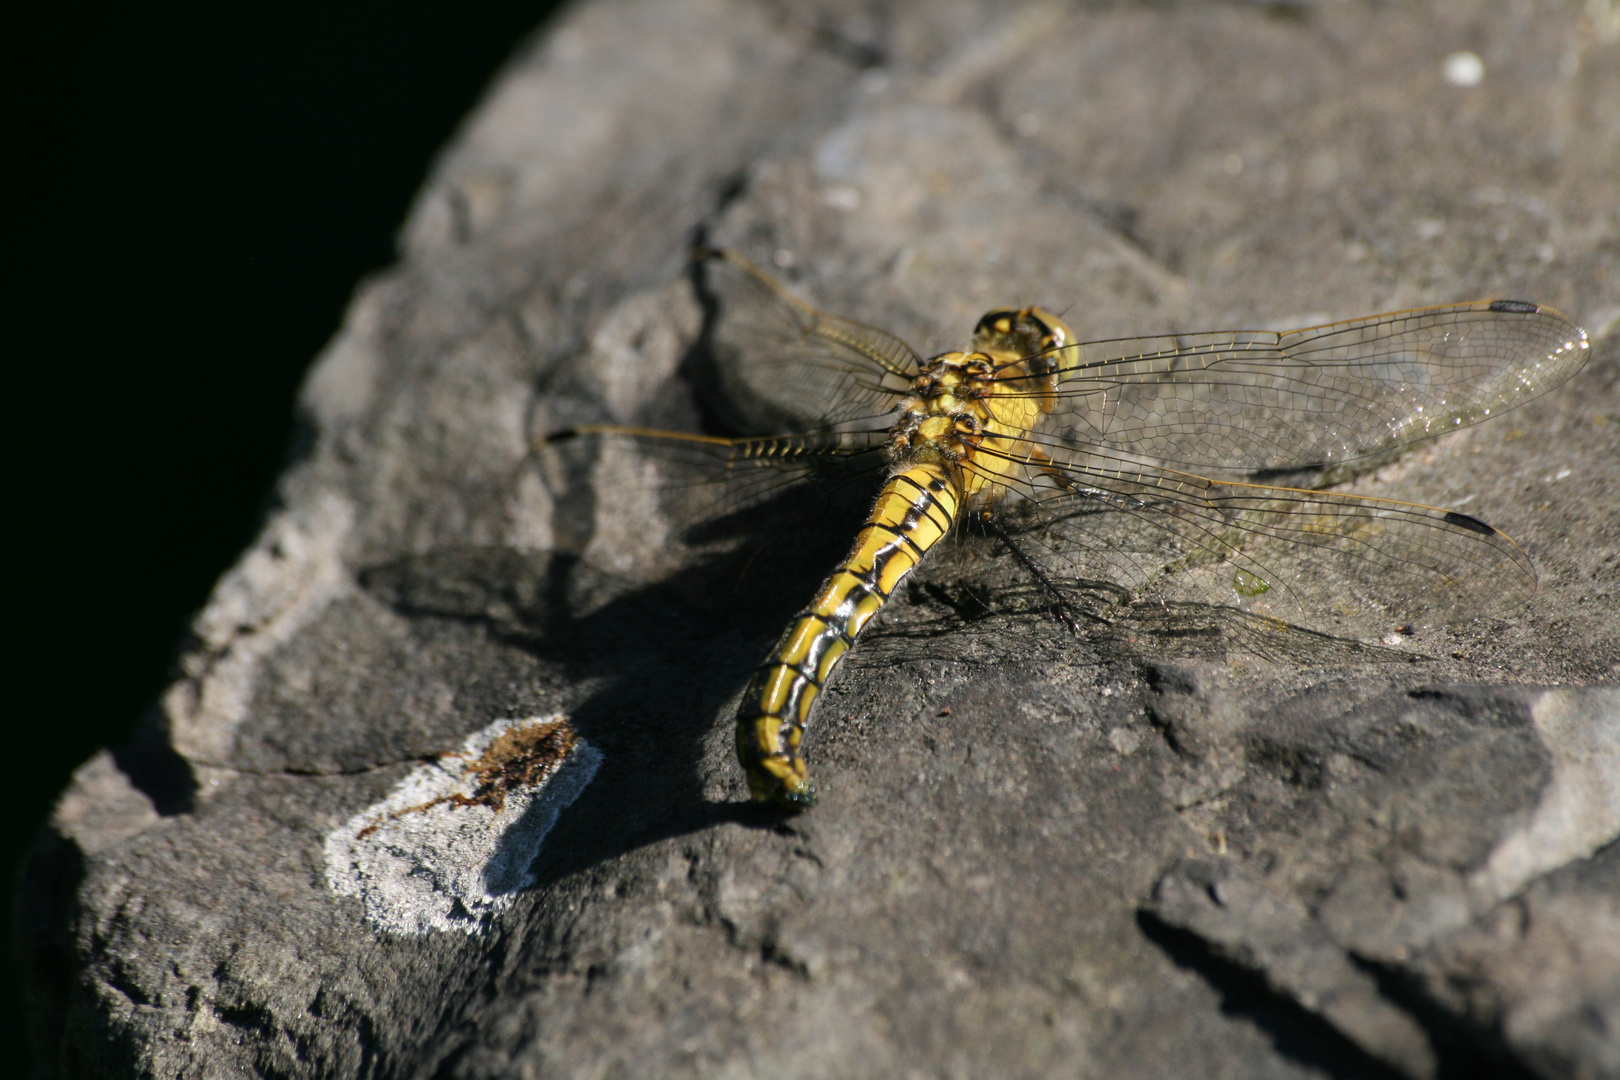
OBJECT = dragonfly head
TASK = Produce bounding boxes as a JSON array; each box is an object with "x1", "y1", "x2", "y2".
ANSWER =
[{"x1": 972, "y1": 306, "x2": 1075, "y2": 378}]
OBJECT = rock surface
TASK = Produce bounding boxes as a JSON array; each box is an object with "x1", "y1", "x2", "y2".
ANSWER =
[{"x1": 19, "y1": 1, "x2": 1620, "y2": 1077}]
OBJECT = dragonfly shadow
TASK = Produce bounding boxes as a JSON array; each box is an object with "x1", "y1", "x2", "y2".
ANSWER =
[{"x1": 357, "y1": 545, "x2": 819, "y2": 886}]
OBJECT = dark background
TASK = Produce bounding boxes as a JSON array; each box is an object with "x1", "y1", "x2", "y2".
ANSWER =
[{"x1": 9, "y1": 2, "x2": 562, "y2": 1066}]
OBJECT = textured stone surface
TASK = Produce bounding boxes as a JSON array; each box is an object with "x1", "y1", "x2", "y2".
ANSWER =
[{"x1": 19, "y1": 2, "x2": 1620, "y2": 1078}]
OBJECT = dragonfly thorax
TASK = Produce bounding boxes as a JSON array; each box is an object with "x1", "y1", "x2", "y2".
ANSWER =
[{"x1": 888, "y1": 351, "x2": 999, "y2": 472}]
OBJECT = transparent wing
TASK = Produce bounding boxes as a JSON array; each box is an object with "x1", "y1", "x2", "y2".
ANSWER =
[
  {"x1": 975, "y1": 442, "x2": 1537, "y2": 634},
  {"x1": 1010, "y1": 301, "x2": 1588, "y2": 472},
  {"x1": 540, "y1": 424, "x2": 890, "y2": 619},
  {"x1": 547, "y1": 423, "x2": 888, "y2": 527},
  {"x1": 696, "y1": 248, "x2": 919, "y2": 433}
]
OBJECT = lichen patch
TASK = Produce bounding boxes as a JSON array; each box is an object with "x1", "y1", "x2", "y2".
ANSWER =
[
  {"x1": 324, "y1": 714, "x2": 602, "y2": 935},
  {"x1": 355, "y1": 718, "x2": 579, "y2": 838}
]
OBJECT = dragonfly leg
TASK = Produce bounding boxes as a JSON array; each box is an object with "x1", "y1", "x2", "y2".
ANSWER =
[{"x1": 979, "y1": 511, "x2": 1088, "y2": 633}]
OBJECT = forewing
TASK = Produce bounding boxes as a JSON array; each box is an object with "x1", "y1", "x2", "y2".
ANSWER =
[
  {"x1": 697, "y1": 249, "x2": 919, "y2": 433},
  {"x1": 1020, "y1": 301, "x2": 1587, "y2": 472}
]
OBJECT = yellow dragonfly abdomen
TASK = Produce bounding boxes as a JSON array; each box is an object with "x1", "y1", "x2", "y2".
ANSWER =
[{"x1": 738, "y1": 464, "x2": 954, "y2": 804}]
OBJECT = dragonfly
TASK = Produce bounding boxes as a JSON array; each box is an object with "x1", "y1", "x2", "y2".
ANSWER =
[{"x1": 546, "y1": 249, "x2": 1589, "y2": 809}]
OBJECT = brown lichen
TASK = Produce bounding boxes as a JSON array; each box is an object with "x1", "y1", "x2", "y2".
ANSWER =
[{"x1": 356, "y1": 718, "x2": 578, "y2": 839}]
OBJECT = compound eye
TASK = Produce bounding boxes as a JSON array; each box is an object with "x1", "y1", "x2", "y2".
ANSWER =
[{"x1": 973, "y1": 310, "x2": 1020, "y2": 338}]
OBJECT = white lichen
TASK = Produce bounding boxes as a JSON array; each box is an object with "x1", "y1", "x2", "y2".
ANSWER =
[{"x1": 323, "y1": 714, "x2": 602, "y2": 935}]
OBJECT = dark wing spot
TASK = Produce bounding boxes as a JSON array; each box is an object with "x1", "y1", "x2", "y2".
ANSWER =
[
  {"x1": 1487, "y1": 300, "x2": 1540, "y2": 314},
  {"x1": 1443, "y1": 511, "x2": 1496, "y2": 536}
]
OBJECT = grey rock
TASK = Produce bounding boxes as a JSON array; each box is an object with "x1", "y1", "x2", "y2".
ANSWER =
[
  {"x1": 19, "y1": 1, "x2": 1620, "y2": 1078},
  {"x1": 1147, "y1": 684, "x2": 1620, "y2": 1079},
  {"x1": 1149, "y1": 858, "x2": 1439, "y2": 1079}
]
